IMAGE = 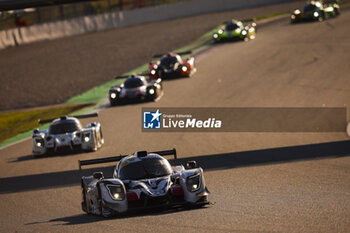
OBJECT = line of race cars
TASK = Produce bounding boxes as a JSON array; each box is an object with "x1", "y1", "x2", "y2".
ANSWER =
[
  {"x1": 291, "y1": 0, "x2": 340, "y2": 23},
  {"x1": 29, "y1": 0, "x2": 341, "y2": 217},
  {"x1": 106, "y1": 0, "x2": 341, "y2": 106},
  {"x1": 109, "y1": 51, "x2": 196, "y2": 106}
]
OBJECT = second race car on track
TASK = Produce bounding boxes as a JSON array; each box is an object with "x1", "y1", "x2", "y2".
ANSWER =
[
  {"x1": 109, "y1": 74, "x2": 163, "y2": 106},
  {"x1": 212, "y1": 19, "x2": 257, "y2": 43},
  {"x1": 290, "y1": 0, "x2": 340, "y2": 23},
  {"x1": 79, "y1": 149, "x2": 210, "y2": 217},
  {"x1": 32, "y1": 113, "x2": 104, "y2": 156},
  {"x1": 148, "y1": 51, "x2": 196, "y2": 79}
]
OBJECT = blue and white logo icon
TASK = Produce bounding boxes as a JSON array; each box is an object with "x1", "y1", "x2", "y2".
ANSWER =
[{"x1": 143, "y1": 109, "x2": 162, "y2": 129}]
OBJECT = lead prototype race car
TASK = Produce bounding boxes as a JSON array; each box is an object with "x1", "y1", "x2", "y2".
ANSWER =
[
  {"x1": 212, "y1": 19, "x2": 257, "y2": 43},
  {"x1": 109, "y1": 74, "x2": 163, "y2": 106},
  {"x1": 290, "y1": 0, "x2": 340, "y2": 23},
  {"x1": 79, "y1": 149, "x2": 210, "y2": 217},
  {"x1": 32, "y1": 113, "x2": 104, "y2": 156},
  {"x1": 148, "y1": 51, "x2": 196, "y2": 80}
]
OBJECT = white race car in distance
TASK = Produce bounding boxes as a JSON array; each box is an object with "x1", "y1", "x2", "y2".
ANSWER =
[
  {"x1": 32, "y1": 113, "x2": 104, "y2": 156},
  {"x1": 79, "y1": 149, "x2": 210, "y2": 217},
  {"x1": 109, "y1": 75, "x2": 163, "y2": 106}
]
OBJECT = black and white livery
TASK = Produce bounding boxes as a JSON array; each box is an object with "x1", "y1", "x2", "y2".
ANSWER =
[
  {"x1": 79, "y1": 149, "x2": 210, "y2": 217},
  {"x1": 32, "y1": 113, "x2": 104, "y2": 156},
  {"x1": 109, "y1": 75, "x2": 163, "y2": 106}
]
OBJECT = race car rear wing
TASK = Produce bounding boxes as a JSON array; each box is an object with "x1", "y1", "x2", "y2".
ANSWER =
[
  {"x1": 223, "y1": 18, "x2": 256, "y2": 24},
  {"x1": 153, "y1": 50, "x2": 192, "y2": 58},
  {"x1": 323, "y1": 0, "x2": 339, "y2": 4},
  {"x1": 114, "y1": 73, "x2": 150, "y2": 79},
  {"x1": 38, "y1": 112, "x2": 99, "y2": 124},
  {"x1": 78, "y1": 148, "x2": 177, "y2": 170},
  {"x1": 241, "y1": 18, "x2": 256, "y2": 23}
]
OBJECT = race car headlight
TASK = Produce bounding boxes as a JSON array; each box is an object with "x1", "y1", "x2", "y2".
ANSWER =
[
  {"x1": 150, "y1": 69, "x2": 156, "y2": 75},
  {"x1": 314, "y1": 12, "x2": 319, "y2": 17},
  {"x1": 291, "y1": 15, "x2": 296, "y2": 19},
  {"x1": 294, "y1": 9, "x2": 301, "y2": 14},
  {"x1": 241, "y1": 30, "x2": 247, "y2": 36},
  {"x1": 181, "y1": 66, "x2": 188, "y2": 72},
  {"x1": 213, "y1": 33, "x2": 218, "y2": 39},
  {"x1": 218, "y1": 29, "x2": 223, "y2": 34},
  {"x1": 110, "y1": 92, "x2": 117, "y2": 99},
  {"x1": 106, "y1": 184, "x2": 125, "y2": 201},
  {"x1": 83, "y1": 133, "x2": 90, "y2": 142},
  {"x1": 186, "y1": 173, "x2": 201, "y2": 192},
  {"x1": 35, "y1": 138, "x2": 44, "y2": 147},
  {"x1": 148, "y1": 88, "x2": 155, "y2": 95}
]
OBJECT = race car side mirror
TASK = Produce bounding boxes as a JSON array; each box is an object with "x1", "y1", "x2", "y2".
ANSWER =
[
  {"x1": 87, "y1": 122, "x2": 97, "y2": 128},
  {"x1": 186, "y1": 161, "x2": 197, "y2": 169},
  {"x1": 171, "y1": 175, "x2": 180, "y2": 184},
  {"x1": 93, "y1": 172, "x2": 104, "y2": 180},
  {"x1": 33, "y1": 128, "x2": 39, "y2": 134}
]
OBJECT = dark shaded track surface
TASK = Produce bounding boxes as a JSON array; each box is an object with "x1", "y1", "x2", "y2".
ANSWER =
[{"x1": 0, "y1": 1, "x2": 305, "y2": 110}]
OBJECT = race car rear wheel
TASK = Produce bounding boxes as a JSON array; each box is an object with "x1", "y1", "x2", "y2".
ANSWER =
[
  {"x1": 97, "y1": 129, "x2": 104, "y2": 148},
  {"x1": 81, "y1": 181, "x2": 88, "y2": 213},
  {"x1": 334, "y1": 8, "x2": 340, "y2": 16},
  {"x1": 318, "y1": 11, "x2": 325, "y2": 21}
]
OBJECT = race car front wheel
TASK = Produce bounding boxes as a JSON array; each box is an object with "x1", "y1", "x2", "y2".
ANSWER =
[
  {"x1": 101, "y1": 201, "x2": 113, "y2": 217},
  {"x1": 318, "y1": 12, "x2": 325, "y2": 21}
]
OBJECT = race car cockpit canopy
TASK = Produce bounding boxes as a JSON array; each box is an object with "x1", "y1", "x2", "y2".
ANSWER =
[
  {"x1": 225, "y1": 22, "x2": 240, "y2": 31},
  {"x1": 48, "y1": 117, "x2": 82, "y2": 134},
  {"x1": 117, "y1": 154, "x2": 173, "y2": 180},
  {"x1": 124, "y1": 76, "x2": 146, "y2": 89},
  {"x1": 159, "y1": 54, "x2": 180, "y2": 68}
]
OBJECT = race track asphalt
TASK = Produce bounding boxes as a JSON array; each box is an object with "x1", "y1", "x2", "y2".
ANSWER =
[
  {"x1": 0, "y1": 1, "x2": 307, "y2": 110},
  {"x1": 0, "y1": 2, "x2": 349, "y2": 233}
]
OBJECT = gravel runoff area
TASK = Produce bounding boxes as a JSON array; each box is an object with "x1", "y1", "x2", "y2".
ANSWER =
[{"x1": 0, "y1": 1, "x2": 304, "y2": 111}]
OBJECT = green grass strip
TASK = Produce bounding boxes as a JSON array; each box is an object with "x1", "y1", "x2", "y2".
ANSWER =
[
  {"x1": 0, "y1": 104, "x2": 91, "y2": 147},
  {"x1": 67, "y1": 64, "x2": 149, "y2": 104}
]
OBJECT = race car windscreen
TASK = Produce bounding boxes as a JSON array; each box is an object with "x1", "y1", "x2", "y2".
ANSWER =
[
  {"x1": 118, "y1": 158, "x2": 172, "y2": 180},
  {"x1": 49, "y1": 121, "x2": 82, "y2": 134},
  {"x1": 225, "y1": 23, "x2": 239, "y2": 31},
  {"x1": 160, "y1": 56, "x2": 178, "y2": 69},
  {"x1": 303, "y1": 4, "x2": 317, "y2": 12},
  {"x1": 124, "y1": 78, "x2": 144, "y2": 89}
]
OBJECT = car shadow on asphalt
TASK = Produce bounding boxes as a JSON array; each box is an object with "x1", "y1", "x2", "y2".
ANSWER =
[
  {"x1": 1, "y1": 140, "x2": 350, "y2": 195},
  {"x1": 9, "y1": 151, "x2": 88, "y2": 163},
  {"x1": 45, "y1": 205, "x2": 209, "y2": 225},
  {"x1": 171, "y1": 139, "x2": 350, "y2": 171}
]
